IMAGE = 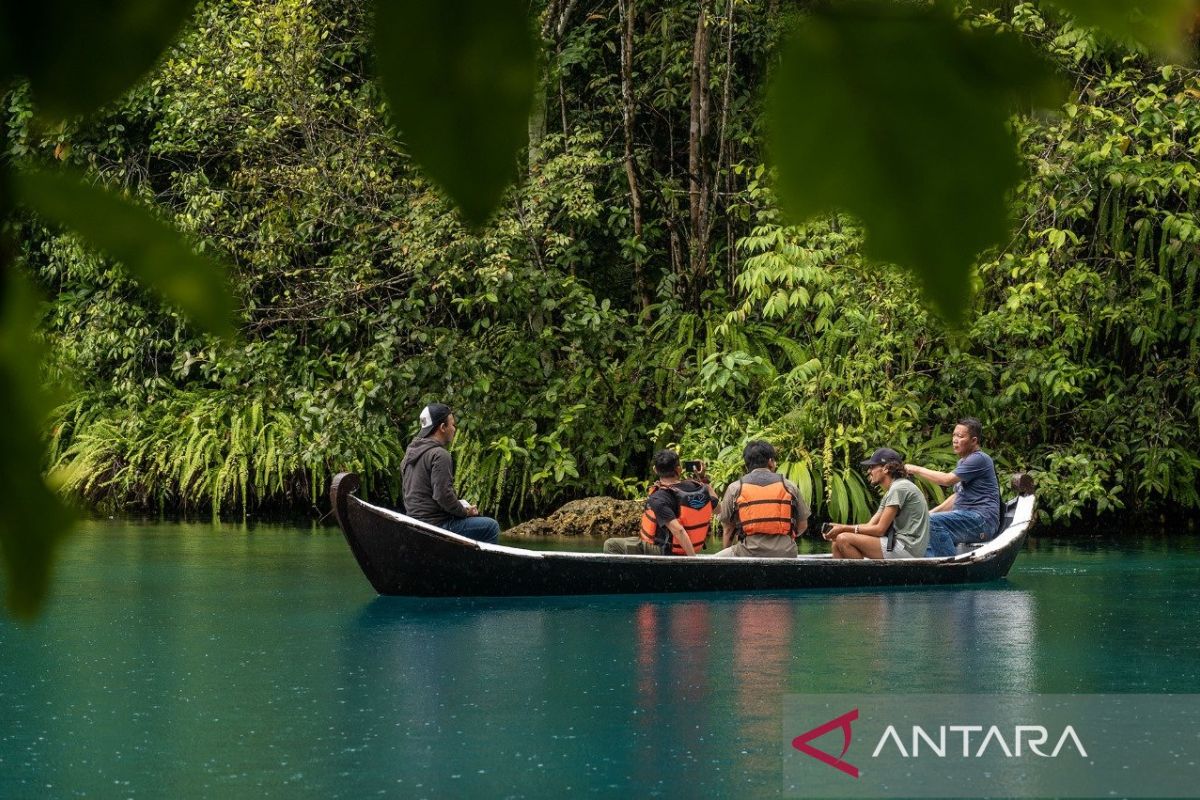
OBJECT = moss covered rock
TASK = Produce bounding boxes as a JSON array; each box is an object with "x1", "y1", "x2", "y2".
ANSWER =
[{"x1": 507, "y1": 496, "x2": 642, "y2": 537}]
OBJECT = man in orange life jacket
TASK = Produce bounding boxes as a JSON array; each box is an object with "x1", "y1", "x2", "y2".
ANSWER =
[
  {"x1": 603, "y1": 449, "x2": 718, "y2": 556},
  {"x1": 715, "y1": 440, "x2": 808, "y2": 558}
]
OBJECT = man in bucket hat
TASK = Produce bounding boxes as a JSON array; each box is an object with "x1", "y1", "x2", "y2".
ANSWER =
[{"x1": 400, "y1": 403, "x2": 501, "y2": 544}]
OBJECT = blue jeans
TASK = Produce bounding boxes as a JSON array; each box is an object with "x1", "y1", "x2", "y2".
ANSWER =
[
  {"x1": 925, "y1": 510, "x2": 992, "y2": 557},
  {"x1": 440, "y1": 515, "x2": 501, "y2": 544}
]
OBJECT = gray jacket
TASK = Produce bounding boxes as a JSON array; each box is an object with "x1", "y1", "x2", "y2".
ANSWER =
[{"x1": 401, "y1": 437, "x2": 468, "y2": 525}]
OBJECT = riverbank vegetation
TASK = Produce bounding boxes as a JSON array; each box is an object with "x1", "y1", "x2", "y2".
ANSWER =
[{"x1": 11, "y1": 0, "x2": 1200, "y2": 531}]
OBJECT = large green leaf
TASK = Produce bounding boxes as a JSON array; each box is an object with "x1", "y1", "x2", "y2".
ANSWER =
[
  {"x1": 766, "y1": 3, "x2": 1063, "y2": 323},
  {"x1": 15, "y1": 169, "x2": 235, "y2": 337},
  {"x1": 372, "y1": 0, "x2": 537, "y2": 226},
  {"x1": 0, "y1": 272, "x2": 75, "y2": 619},
  {"x1": 0, "y1": 0, "x2": 197, "y2": 115},
  {"x1": 1046, "y1": 0, "x2": 1200, "y2": 56},
  {"x1": 0, "y1": 12, "x2": 10, "y2": 82}
]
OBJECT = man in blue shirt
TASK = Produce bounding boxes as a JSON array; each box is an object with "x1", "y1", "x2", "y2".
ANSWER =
[{"x1": 905, "y1": 417, "x2": 1001, "y2": 557}]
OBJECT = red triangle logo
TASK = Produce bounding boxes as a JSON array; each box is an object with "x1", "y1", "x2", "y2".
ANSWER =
[{"x1": 791, "y1": 708, "x2": 860, "y2": 778}]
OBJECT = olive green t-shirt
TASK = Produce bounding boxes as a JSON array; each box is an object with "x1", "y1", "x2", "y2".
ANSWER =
[{"x1": 880, "y1": 478, "x2": 930, "y2": 556}]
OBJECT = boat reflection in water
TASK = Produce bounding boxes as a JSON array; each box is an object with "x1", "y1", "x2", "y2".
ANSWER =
[
  {"x1": 631, "y1": 601, "x2": 715, "y2": 786},
  {"x1": 338, "y1": 583, "x2": 1036, "y2": 796}
]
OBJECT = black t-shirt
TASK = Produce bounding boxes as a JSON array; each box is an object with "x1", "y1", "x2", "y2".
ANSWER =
[{"x1": 647, "y1": 480, "x2": 710, "y2": 543}]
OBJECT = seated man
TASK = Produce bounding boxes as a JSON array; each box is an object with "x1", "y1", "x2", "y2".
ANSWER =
[
  {"x1": 824, "y1": 447, "x2": 929, "y2": 559},
  {"x1": 905, "y1": 417, "x2": 1001, "y2": 557},
  {"x1": 714, "y1": 440, "x2": 808, "y2": 558},
  {"x1": 401, "y1": 402, "x2": 501, "y2": 544},
  {"x1": 604, "y1": 450, "x2": 718, "y2": 556}
]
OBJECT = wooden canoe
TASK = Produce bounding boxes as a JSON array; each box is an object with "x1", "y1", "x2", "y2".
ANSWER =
[{"x1": 330, "y1": 472, "x2": 1035, "y2": 597}]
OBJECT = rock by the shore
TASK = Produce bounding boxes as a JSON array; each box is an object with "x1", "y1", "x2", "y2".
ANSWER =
[{"x1": 507, "y1": 496, "x2": 642, "y2": 538}]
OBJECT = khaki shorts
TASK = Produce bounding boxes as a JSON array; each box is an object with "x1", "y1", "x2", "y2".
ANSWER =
[
  {"x1": 603, "y1": 536, "x2": 662, "y2": 555},
  {"x1": 883, "y1": 543, "x2": 918, "y2": 560},
  {"x1": 712, "y1": 534, "x2": 797, "y2": 558}
]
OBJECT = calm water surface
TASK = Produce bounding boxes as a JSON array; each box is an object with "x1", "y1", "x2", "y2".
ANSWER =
[{"x1": 1, "y1": 522, "x2": 1198, "y2": 799}]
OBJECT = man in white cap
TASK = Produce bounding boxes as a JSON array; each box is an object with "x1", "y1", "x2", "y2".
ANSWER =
[{"x1": 400, "y1": 402, "x2": 501, "y2": 543}]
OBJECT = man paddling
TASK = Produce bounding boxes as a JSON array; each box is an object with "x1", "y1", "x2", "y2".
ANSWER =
[
  {"x1": 905, "y1": 417, "x2": 1001, "y2": 557},
  {"x1": 400, "y1": 403, "x2": 501, "y2": 544}
]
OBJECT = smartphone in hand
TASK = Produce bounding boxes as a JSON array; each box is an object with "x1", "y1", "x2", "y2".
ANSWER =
[{"x1": 683, "y1": 460, "x2": 703, "y2": 473}]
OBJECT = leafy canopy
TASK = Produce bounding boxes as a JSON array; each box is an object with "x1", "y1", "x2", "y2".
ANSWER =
[{"x1": 1, "y1": 0, "x2": 1199, "y2": 616}]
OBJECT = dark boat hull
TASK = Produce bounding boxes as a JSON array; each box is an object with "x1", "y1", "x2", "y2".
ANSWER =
[{"x1": 332, "y1": 473, "x2": 1035, "y2": 598}]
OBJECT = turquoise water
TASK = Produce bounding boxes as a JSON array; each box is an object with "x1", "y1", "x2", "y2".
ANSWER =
[{"x1": 1, "y1": 522, "x2": 1198, "y2": 798}]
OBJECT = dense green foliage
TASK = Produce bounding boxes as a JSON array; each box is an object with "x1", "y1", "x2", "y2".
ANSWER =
[{"x1": 11, "y1": 0, "x2": 1200, "y2": 525}]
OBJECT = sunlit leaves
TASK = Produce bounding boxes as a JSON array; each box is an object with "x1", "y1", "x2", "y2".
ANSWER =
[
  {"x1": 0, "y1": 274, "x2": 75, "y2": 619},
  {"x1": 373, "y1": 0, "x2": 537, "y2": 227},
  {"x1": 1045, "y1": 0, "x2": 1200, "y2": 57},
  {"x1": 15, "y1": 169, "x2": 236, "y2": 338},
  {"x1": 767, "y1": 3, "x2": 1063, "y2": 323},
  {"x1": 0, "y1": 0, "x2": 198, "y2": 116}
]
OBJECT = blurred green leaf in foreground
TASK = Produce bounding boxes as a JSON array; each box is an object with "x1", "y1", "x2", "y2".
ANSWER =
[
  {"x1": 15, "y1": 169, "x2": 236, "y2": 338},
  {"x1": 767, "y1": 2, "x2": 1065, "y2": 324},
  {"x1": 1046, "y1": 0, "x2": 1200, "y2": 57},
  {"x1": 0, "y1": 0, "x2": 223, "y2": 617},
  {"x1": 0, "y1": 272, "x2": 75, "y2": 619},
  {"x1": 0, "y1": 0, "x2": 199, "y2": 116},
  {"x1": 373, "y1": 0, "x2": 537, "y2": 227}
]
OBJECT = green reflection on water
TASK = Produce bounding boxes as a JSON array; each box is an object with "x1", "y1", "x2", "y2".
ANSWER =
[{"x1": 0, "y1": 521, "x2": 1198, "y2": 798}]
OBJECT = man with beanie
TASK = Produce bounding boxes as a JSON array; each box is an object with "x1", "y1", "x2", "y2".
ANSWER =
[{"x1": 400, "y1": 403, "x2": 501, "y2": 544}]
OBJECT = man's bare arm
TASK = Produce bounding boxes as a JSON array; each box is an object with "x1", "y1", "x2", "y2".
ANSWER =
[
  {"x1": 721, "y1": 520, "x2": 735, "y2": 549},
  {"x1": 667, "y1": 519, "x2": 696, "y2": 556},
  {"x1": 905, "y1": 463, "x2": 960, "y2": 488},
  {"x1": 825, "y1": 507, "x2": 894, "y2": 539}
]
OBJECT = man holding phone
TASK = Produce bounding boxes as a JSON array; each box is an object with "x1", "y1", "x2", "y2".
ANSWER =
[{"x1": 603, "y1": 450, "x2": 718, "y2": 556}]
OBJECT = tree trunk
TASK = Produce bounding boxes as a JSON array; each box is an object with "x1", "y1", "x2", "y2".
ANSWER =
[
  {"x1": 687, "y1": 1, "x2": 712, "y2": 308},
  {"x1": 557, "y1": 41, "x2": 569, "y2": 136},
  {"x1": 715, "y1": 0, "x2": 736, "y2": 297},
  {"x1": 618, "y1": 0, "x2": 651, "y2": 314},
  {"x1": 528, "y1": 76, "x2": 547, "y2": 168},
  {"x1": 543, "y1": 0, "x2": 580, "y2": 137}
]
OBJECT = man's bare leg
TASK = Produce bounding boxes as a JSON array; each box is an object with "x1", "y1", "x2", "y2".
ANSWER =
[{"x1": 831, "y1": 533, "x2": 884, "y2": 559}]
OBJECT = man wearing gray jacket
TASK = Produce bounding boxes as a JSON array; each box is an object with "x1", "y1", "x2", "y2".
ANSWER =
[{"x1": 401, "y1": 403, "x2": 501, "y2": 543}]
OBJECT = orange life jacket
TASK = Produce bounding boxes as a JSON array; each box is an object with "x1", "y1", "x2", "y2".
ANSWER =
[
  {"x1": 639, "y1": 481, "x2": 713, "y2": 554},
  {"x1": 734, "y1": 476, "x2": 795, "y2": 538}
]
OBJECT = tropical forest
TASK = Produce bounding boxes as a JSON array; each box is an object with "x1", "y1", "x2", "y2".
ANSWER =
[
  {"x1": 7, "y1": 4, "x2": 1200, "y2": 798},
  {"x1": 4, "y1": 0, "x2": 1200, "y2": 612}
]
